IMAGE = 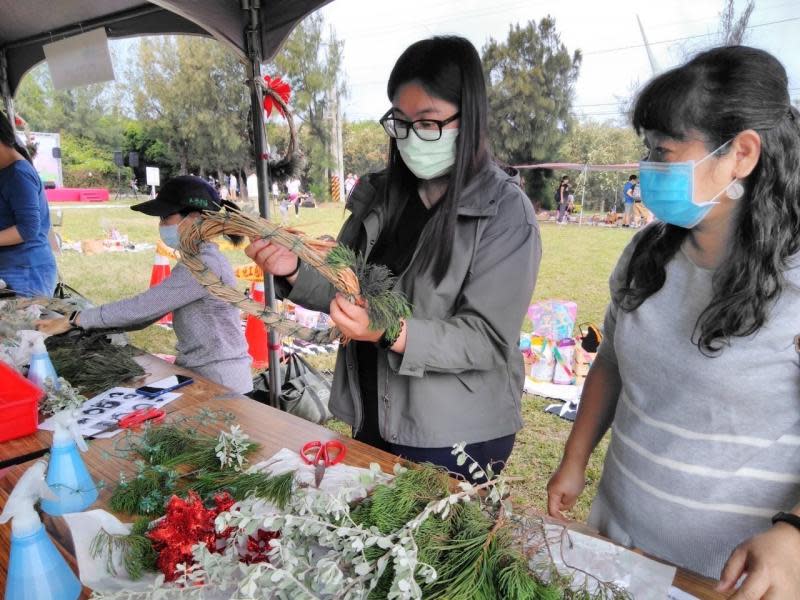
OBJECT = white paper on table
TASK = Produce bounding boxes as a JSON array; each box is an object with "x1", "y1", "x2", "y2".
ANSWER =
[
  {"x1": 64, "y1": 448, "x2": 391, "y2": 595},
  {"x1": 39, "y1": 387, "x2": 181, "y2": 439},
  {"x1": 668, "y1": 586, "x2": 700, "y2": 600},
  {"x1": 530, "y1": 524, "x2": 677, "y2": 600}
]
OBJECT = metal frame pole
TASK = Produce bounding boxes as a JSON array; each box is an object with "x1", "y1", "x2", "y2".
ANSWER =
[
  {"x1": 578, "y1": 164, "x2": 588, "y2": 226},
  {"x1": 243, "y1": 0, "x2": 281, "y2": 408}
]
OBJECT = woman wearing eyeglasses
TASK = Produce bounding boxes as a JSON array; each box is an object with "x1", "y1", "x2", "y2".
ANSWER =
[{"x1": 246, "y1": 36, "x2": 540, "y2": 478}]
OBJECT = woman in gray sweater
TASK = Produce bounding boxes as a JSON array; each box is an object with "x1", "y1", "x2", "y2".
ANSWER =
[
  {"x1": 548, "y1": 46, "x2": 800, "y2": 597},
  {"x1": 38, "y1": 176, "x2": 252, "y2": 393}
]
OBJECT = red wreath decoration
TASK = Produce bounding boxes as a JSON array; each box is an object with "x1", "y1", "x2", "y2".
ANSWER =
[
  {"x1": 147, "y1": 492, "x2": 236, "y2": 581},
  {"x1": 263, "y1": 76, "x2": 291, "y2": 118}
]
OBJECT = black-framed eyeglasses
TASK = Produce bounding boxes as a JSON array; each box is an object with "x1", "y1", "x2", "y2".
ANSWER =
[{"x1": 379, "y1": 109, "x2": 460, "y2": 141}]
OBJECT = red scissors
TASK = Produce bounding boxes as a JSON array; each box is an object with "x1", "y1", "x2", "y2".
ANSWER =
[
  {"x1": 93, "y1": 407, "x2": 166, "y2": 436},
  {"x1": 300, "y1": 440, "x2": 347, "y2": 487}
]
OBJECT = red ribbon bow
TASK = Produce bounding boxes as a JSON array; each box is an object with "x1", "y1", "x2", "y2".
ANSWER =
[{"x1": 263, "y1": 75, "x2": 291, "y2": 118}]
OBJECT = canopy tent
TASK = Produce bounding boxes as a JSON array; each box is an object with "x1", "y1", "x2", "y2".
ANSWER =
[
  {"x1": 0, "y1": 0, "x2": 332, "y2": 406},
  {"x1": 513, "y1": 161, "x2": 640, "y2": 224}
]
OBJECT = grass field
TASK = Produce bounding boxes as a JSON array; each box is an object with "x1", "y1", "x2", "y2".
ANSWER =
[{"x1": 54, "y1": 197, "x2": 634, "y2": 519}]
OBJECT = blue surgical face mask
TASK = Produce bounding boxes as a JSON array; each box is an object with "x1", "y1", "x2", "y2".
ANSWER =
[
  {"x1": 639, "y1": 140, "x2": 735, "y2": 229},
  {"x1": 159, "y1": 216, "x2": 186, "y2": 249},
  {"x1": 396, "y1": 128, "x2": 459, "y2": 180}
]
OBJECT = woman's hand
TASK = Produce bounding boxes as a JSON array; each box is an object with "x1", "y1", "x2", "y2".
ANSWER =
[
  {"x1": 717, "y1": 523, "x2": 800, "y2": 599},
  {"x1": 244, "y1": 239, "x2": 299, "y2": 278},
  {"x1": 36, "y1": 317, "x2": 72, "y2": 336},
  {"x1": 329, "y1": 294, "x2": 382, "y2": 343},
  {"x1": 546, "y1": 459, "x2": 587, "y2": 521}
]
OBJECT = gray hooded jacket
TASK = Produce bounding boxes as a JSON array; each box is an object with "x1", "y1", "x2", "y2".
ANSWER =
[{"x1": 278, "y1": 162, "x2": 541, "y2": 447}]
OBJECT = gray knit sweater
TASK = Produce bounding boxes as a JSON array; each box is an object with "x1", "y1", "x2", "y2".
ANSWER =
[
  {"x1": 589, "y1": 234, "x2": 800, "y2": 579},
  {"x1": 79, "y1": 243, "x2": 252, "y2": 393}
]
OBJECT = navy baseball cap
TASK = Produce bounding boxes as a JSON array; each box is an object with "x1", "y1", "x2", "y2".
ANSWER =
[{"x1": 131, "y1": 175, "x2": 222, "y2": 217}]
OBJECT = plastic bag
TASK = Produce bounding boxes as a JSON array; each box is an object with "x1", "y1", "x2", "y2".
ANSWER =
[
  {"x1": 248, "y1": 353, "x2": 332, "y2": 424},
  {"x1": 527, "y1": 301, "x2": 578, "y2": 342}
]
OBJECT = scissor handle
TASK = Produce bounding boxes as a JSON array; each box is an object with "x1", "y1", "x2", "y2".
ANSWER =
[
  {"x1": 300, "y1": 440, "x2": 347, "y2": 466},
  {"x1": 118, "y1": 407, "x2": 166, "y2": 429},
  {"x1": 301, "y1": 440, "x2": 323, "y2": 465},
  {"x1": 323, "y1": 440, "x2": 346, "y2": 466}
]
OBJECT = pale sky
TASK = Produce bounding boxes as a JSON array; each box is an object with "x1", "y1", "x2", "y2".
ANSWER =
[{"x1": 318, "y1": 0, "x2": 800, "y2": 123}]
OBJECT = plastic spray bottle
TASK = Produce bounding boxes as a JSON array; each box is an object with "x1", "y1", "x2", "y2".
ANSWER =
[
  {"x1": 0, "y1": 461, "x2": 82, "y2": 600},
  {"x1": 27, "y1": 337, "x2": 58, "y2": 390},
  {"x1": 40, "y1": 409, "x2": 98, "y2": 515}
]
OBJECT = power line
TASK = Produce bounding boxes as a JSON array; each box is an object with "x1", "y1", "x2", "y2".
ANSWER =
[{"x1": 584, "y1": 15, "x2": 800, "y2": 56}]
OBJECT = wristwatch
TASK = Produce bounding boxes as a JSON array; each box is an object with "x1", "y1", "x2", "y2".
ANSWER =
[
  {"x1": 377, "y1": 326, "x2": 401, "y2": 350},
  {"x1": 771, "y1": 512, "x2": 800, "y2": 533},
  {"x1": 68, "y1": 310, "x2": 82, "y2": 329}
]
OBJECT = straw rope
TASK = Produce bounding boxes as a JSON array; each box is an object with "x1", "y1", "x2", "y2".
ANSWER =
[{"x1": 178, "y1": 210, "x2": 361, "y2": 344}]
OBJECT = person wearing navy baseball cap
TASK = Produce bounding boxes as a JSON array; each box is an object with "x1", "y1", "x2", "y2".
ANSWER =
[{"x1": 38, "y1": 176, "x2": 254, "y2": 393}]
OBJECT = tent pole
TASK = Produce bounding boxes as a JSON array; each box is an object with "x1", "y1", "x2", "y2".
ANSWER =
[
  {"x1": 579, "y1": 164, "x2": 588, "y2": 226},
  {"x1": 0, "y1": 50, "x2": 15, "y2": 127},
  {"x1": 243, "y1": 0, "x2": 281, "y2": 408}
]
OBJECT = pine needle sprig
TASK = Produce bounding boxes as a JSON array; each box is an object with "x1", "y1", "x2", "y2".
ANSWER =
[
  {"x1": 186, "y1": 470, "x2": 294, "y2": 507},
  {"x1": 89, "y1": 517, "x2": 157, "y2": 580},
  {"x1": 130, "y1": 425, "x2": 260, "y2": 472},
  {"x1": 325, "y1": 246, "x2": 413, "y2": 338},
  {"x1": 109, "y1": 462, "x2": 179, "y2": 516}
]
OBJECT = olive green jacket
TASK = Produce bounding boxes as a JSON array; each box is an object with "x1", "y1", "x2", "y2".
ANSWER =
[{"x1": 278, "y1": 162, "x2": 541, "y2": 447}]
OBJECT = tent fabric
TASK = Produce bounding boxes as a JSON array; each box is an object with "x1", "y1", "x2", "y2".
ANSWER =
[{"x1": 0, "y1": 0, "x2": 331, "y2": 97}]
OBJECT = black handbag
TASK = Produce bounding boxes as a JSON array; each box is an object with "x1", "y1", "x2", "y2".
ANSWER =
[{"x1": 247, "y1": 353, "x2": 332, "y2": 424}]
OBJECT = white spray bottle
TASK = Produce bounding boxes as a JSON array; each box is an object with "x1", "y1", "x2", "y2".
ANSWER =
[
  {"x1": 40, "y1": 408, "x2": 98, "y2": 515},
  {"x1": 0, "y1": 461, "x2": 82, "y2": 600}
]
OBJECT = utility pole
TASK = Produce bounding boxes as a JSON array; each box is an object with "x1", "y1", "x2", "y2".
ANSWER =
[
  {"x1": 327, "y1": 83, "x2": 345, "y2": 203},
  {"x1": 636, "y1": 15, "x2": 659, "y2": 76}
]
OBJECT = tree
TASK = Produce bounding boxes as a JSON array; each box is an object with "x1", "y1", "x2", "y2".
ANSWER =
[
  {"x1": 483, "y1": 18, "x2": 581, "y2": 207},
  {"x1": 343, "y1": 120, "x2": 387, "y2": 177},
  {"x1": 720, "y1": 0, "x2": 755, "y2": 45},
  {"x1": 268, "y1": 14, "x2": 345, "y2": 200},
  {"x1": 130, "y1": 37, "x2": 251, "y2": 182},
  {"x1": 560, "y1": 121, "x2": 644, "y2": 212}
]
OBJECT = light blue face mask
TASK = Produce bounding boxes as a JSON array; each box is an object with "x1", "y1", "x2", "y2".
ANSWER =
[
  {"x1": 639, "y1": 140, "x2": 736, "y2": 229},
  {"x1": 396, "y1": 128, "x2": 459, "y2": 180},
  {"x1": 159, "y1": 219, "x2": 184, "y2": 250}
]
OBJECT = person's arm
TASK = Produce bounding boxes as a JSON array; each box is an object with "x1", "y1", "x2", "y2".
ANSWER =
[
  {"x1": 718, "y1": 504, "x2": 800, "y2": 598},
  {"x1": 0, "y1": 169, "x2": 41, "y2": 246},
  {"x1": 0, "y1": 225, "x2": 24, "y2": 246},
  {"x1": 77, "y1": 263, "x2": 208, "y2": 330},
  {"x1": 546, "y1": 355, "x2": 621, "y2": 519}
]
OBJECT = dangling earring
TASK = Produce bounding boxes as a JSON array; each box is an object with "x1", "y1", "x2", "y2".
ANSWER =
[{"x1": 727, "y1": 179, "x2": 745, "y2": 200}]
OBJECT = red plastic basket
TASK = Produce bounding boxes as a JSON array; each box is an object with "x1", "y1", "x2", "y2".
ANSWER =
[{"x1": 0, "y1": 361, "x2": 43, "y2": 442}]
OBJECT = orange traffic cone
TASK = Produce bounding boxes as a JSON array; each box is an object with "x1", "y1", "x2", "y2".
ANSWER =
[
  {"x1": 245, "y1": 281, "x2": 270, "y2": 369},
  {"x1": 150, "y1": 241, "x2": 174, "y2": 325}
]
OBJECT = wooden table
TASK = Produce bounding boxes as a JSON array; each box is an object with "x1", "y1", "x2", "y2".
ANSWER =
[
  {"x1": 0, "y1": 356, "x2": 726, "y2": 599},
  {"x1": 0, "y1": 354, "x2": 230, "y2": 468}
]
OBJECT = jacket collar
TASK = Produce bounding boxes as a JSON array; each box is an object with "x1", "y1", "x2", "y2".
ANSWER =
[{"x1": 346, "y1": 161, "x2": 521, "y2": 219}]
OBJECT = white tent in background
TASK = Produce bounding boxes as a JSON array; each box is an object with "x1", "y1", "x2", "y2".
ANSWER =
[{"x1": 514, "y1": 161, "x2": 639, "y2": 225}]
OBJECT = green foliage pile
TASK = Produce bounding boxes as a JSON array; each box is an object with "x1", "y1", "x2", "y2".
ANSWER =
[{"x1": 351, "y1": 466, "x2": 559, "y2": 600}]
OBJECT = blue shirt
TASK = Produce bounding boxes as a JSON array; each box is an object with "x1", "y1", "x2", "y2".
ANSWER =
[
  {"x1": 622, "y1": 181, "x2": 636, "y2": 204},
  {"x1": 0, "y1": 159, "x2": 55, "y2": 269}
]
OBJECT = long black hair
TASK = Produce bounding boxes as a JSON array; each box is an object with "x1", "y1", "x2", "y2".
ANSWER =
[
  {"x1": 385, "y1": 36, "x2": 491, "y2": 285},
  {"x1": 620, "y1": 45, "x2": 800, "y2": 354},
  {"x1": 0, "y1": 112, "x2": 32, "y2": 163}
]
